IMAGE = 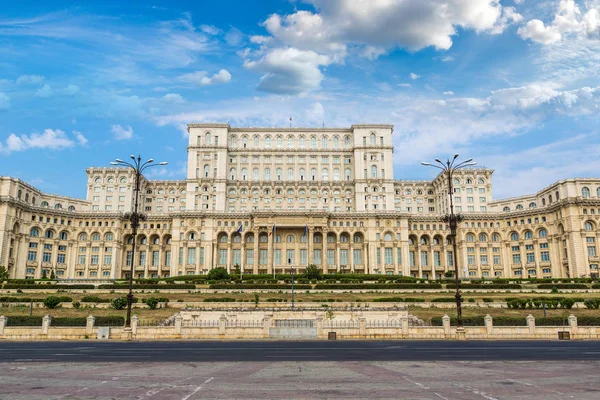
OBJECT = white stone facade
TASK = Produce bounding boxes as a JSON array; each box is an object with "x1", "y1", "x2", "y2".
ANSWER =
[{"x1": 1, "y1": 124, "x2": 599, "y2": 280}]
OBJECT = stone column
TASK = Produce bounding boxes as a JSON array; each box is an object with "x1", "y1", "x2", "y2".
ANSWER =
[
  {"x1": 227, "y1": 239, "x2": 233, "y2": 273},
  {"x1": 322, "y1": 231, "x2": 328, "y2": 274},
  {"x1": 308, "y1": 227, "x2": 314, "y2": 265},
  {"x1": 219, "y1": 314, "x2": 227, "y2": 335},
  {"x1": 526, "y1": 314, "x2": 535, "y2": 336},
  {"x1": 86, "y1": 315, "x2": 95, "y2": 336},
  {"x1": 316, "y1": 317, "x2": 323, "y2": 337},
  {"x1": 42, "y1": 315, "x2": 51, "y2": 335},
  {"x1": 175, "y1": 314, "x2": 183, "y2": 335},
  {"x1": 401, "y1": 316, "x2": 409, "y2": 337},
  {"x1": 0, "y1": 315, "x2": 6, "y2": 336},
  {"x1": 263, "y1": 316, "x2": 271, "y2": 338},
  {"x1": 442, "y1": 314, "x2": 450, "y2": 337},
  {"x1": 253, "y1": 230, "x2": 259, "y2": 274},
  {"x1": 484, "y1": 314, "x2": 493, "y2": 336},
  {"x1": 267, "y1": 229, "x2": 273, "y2": 274},
  {"x1": 359, "y1": 317, "x2": 366, "y2": 336},
  {"x1": 131, "y1": 315, "x2": 139, "y2": 336}
]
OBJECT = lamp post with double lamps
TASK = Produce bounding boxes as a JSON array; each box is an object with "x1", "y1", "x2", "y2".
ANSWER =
[
  {"x1": 110, "y1": 155, "x2": 167, "y2": 330},
  {"x1": 421, "y1": 154, "x2": 476, "y2": 330}
]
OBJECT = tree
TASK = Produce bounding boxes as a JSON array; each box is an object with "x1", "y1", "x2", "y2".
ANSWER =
[
  {"x1": 304, "y1": 264, "x2": 322, "y2": 280},
  {"x1": 234, "y1": 264, "x2": 241, "y2": 275},
  {"x1": 50, "y1": 270, "x2": 56, "y2": 280},
  {"x1": 43, "y1": 296, "x2": 61, "y2": 309},
  {"x1": 144, "y1": 297, "x2": 160, "y2": 310},
  {"x1": 254, "y1": 293, "x2": 260, "y2": 307},
  {"x1": 444, "y1": 271, "x2": 454, "y2": 278},
  {"x1": 0, "y1": 266, "x2": 8, "y2": 281},
  {"x1": 41, "y1": 270, "x2": 48, "y2": 280},
  {"x1": 207, "y1": 267, "x2": 229, "y2": 280},
  {"x1": 112, "y1": 297, "x2": 128, "y2": 310}
]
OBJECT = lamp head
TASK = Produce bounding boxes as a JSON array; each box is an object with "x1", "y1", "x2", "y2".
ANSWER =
[
  {"x1": 147, "y1": 158, "x2": 154, "y2": 163},
  {"x1": 421, "y1": 162, "x2": 431, "y2": 166},
  {"x1": 159, "y1": 162, "x2": 168, "y2": 165},
  {"x1": 453, "y1": 153, "x2": 459, "y2": 159},
  {"x1": 434, "y1": 158, "x2": 442, "y2": 163},
  {"x1": 110, "y1": 162, "x2": 118, "y2": 165},
  {"x1": 130, "y1": 155, "x2": 135, "y2": 160},
  {"x1": 115, "y1": 159, "x2": 123, "y2": 163}
]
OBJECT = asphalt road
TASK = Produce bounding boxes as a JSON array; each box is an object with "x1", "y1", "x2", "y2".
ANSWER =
[{"x1": 1, "y1": 340, "x2": 600, "y2": 362}]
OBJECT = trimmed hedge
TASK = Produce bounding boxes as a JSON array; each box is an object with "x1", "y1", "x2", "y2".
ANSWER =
[
  {"x1": 204, "y1": 297, "x2": 236, "y2": 302},
  {"x1": 446, "y1": 284, "x2": 522, "y2": 289},
  {"x1": 591, "y1": 284, "x2": 600, "y2": 289},
  {"x1": 209, "y1": 284, "x2": 311, "y2": 289},
  {"x1": 537, "y1": 284, "x2": 588, "y2": 289},
  {"x1": 81, "y1": 295, "x2": 112, "y2": 303},
  {"x1": 0, "y1": 296, "x2": 45, "y2": 302},
  {"x1": 314, "y1": 283, "x2": 442, "y2": 290},
  {"x1": 431, "y1": 316, "x2": 527, "y2": 326},
  {"x1": 2, "y1": 284, "x2": 95, "y2": 289},
  {"x1": 506, "y1": 298, "x2": 577, "y2": 309},
  {"x1": 372, "y1": 297, "x2": 425, "y2": 302},
  {"x1": 430, "y1": 298, "x2": 457, "y2": 302},
  {"x1": 5, "y1": 316, "x2": 43, "y2": 326},
  {"x1": 98, "y1": 284, "x2": 195, "y2": 289}
]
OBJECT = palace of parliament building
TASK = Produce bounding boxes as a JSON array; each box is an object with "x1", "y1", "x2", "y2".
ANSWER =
[{"x1": 1, "y1": 124, "x2": 599, "y2": 280}]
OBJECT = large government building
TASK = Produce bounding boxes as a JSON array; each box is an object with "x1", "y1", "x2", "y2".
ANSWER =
[{"x1": 1, "y1": 124, "x2": 599, "y2": 280}]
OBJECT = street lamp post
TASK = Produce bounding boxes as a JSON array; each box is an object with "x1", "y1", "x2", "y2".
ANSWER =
[
  {"x1": 422, "y1": 154, "x2": 476, "y2": 330},
  {"x1": 111, "y1": 155, "x2": 167, "y2": 329}
]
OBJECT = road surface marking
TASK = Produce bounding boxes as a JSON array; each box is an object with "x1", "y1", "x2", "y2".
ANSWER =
[
  {"x1": 181, "y1": 377, "x2": 214, "y2": 400},
  {"x1": 403, "y1": 377, "x2": 429, "y2": 389},
  {"x1": 435, "y1": 394, "x2": 450, "y2": 400}
]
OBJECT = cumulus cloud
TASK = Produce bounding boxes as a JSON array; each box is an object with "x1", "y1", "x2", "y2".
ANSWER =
[
  {"x1": 162, "y1": 93, "x2": 185, "y2": 103},
  {"x1": 110, "y1": 124, "x2": 134, "y2": 140},
  {"x1": 410, "y1": 73, "x2": 420, "y2": 80},
  {"x1": 200, "y1": 69, "x2": 232, "y2": 85},
  {"x1": 0, "y1": 92, "x2": 10, "y2": 110},
  {"x1": 0, "y1": 129, "x2": 81, "y2": 154},
  {"x1": 73, "y1": 130, "x2": 88, "y2": 145},
  {"x1": 244, "y1": 47, "x2": 331, "y2": 94},
  {"x1": 178, "y1": 69, "x2": 231, "y2": 85},
  {"x1": 35, "y1": 84, "x2": 54, "y2": 97},
  {"x1": 518, "y1": 0, "x2": 600, "y2": 44},
  {"x1": 16, "y1": 75, "x2": 45, "y2": 84}
]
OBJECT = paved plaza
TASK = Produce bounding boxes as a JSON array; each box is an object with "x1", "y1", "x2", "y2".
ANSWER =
[{"x1": 1, "y1": 359, "x2": 599, "y2": 399}]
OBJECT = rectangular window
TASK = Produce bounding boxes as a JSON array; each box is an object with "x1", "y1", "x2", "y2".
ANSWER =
[
  {"x1": 274, "y1": 249, "x2": 281, "y2": 266},
  {"x1": 421, "y1": 251, "x2": 428, "y2": 266},
  {"x1": 151, "y1": 251, "x2": 159, "y2": 266},
  {"x1": 42, "y1": 252, "x2": 52, "y2": 263},
  {"x1": 512, "y1": 254, "x2": 521, "y2": 264},
  {"x1": 480, "y1": 254, "x2": 488, "y2": 265},
  {"x1": 410, "y1": 251, "x2": 415, "y2": 267},
  {"x1": 300, "y1": 249, "x2": 308, "y2": 265},
  {"x1": 447, "y1": 251, "x2": 453, "y2": 266},
  {"x1": 327, "y1": 249, "x2": 335, "y2": 265},
  {"x1": 397, "y1": 248, "x2": 402, "y2": 265},
  {"x1": 314, "y1": 249, "x2": 322, "y2": 265},
  {"x1": 385, "y1": 248, "x2": 393, "y2": 264},
  {"x1": 353, "y1": 249, "x2": 361, "y2": 265},
  {"x1": 286, "y1": 249, "x2": 295, "y2": 265},
  {"x1": 467, "y1": 255, "x2": 475, "y2": 265},
  {"x1": 526, "y1": 253, "x2": 535, "y2": 263},
  {"x1": 91, "y1": 254, "x2": 99, "y2": 265},
  {"x1": 28, "y1": 250, "x2": 37, "y2": 261},
  {"x1": 139, "y1": 251, "x2": 146, "y2": 266},
  {"x1": 434, "y1": 251, "x2": 441, "y2": 266},
  {"x1": 541, "y1": 251, "x2": 550, "y2": 262},
  {"x1": 78, "y1": 254, "x2": 86, "y2": 264},
  {"x1": 199, "y1": 248, "x2": 205, "y2": 265},
  {"x1": 588, "y1": 246, "x2": 597, "y2": 257},
  {"x1": 493, "y1": 255, "x2": 501, "y2": 265},
  {"x1": 126, "y1": 251, "x2": 133, "y2": 266},
  {"x1": 219, "y1": 249, "x2": 228, "y2": 265},
  {"x1": 57, "y1": 253, "x2": 65, "y2": 264},
  {"x1": 260, "y1": 249, "x2": 268, "y2": 265},
  {"x1": 178, "y1": 247, "x2": 184, "y2": 265},
  {"x1": 104, "y1": 253, "x2": 112, "y2": 265},
  {"x1": 246, "y1": 249, "x2": 254, "y2": 265},
  {"x1": 377, "y1": 248, "x2": 381, "y2": 264},
  {"x1": 233, "y1": 249, "x2": 241, "y2": 265},
  {"x1": 165, "y1": 251, "x2": 171, "y2": 267}
]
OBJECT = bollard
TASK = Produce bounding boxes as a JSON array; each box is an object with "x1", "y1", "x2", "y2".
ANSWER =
[
  {"x1": 526, "y1": 314, "x2": 535, "y2": 336},
  {"x1": 131, "y1": 315, "x2": 139, "y2": 336},
  {"x1": 86, "y1": 315, "x2": 95, "y2": 336},
  {"x1": 0, "y1": 315, "x2": 6, "y2": 336},
  {"x1": 42, "y1": 315, "x2": 51, "y2": 335},
  {"x1": 484, "y1": 314, "x2": 493, "y2": 336},
  {"x1": 442, "y1": 315, "x2": 451, "y2": 336},
  {"x1": 175, "y1": 314, "x2": 183, "y2": 335}
]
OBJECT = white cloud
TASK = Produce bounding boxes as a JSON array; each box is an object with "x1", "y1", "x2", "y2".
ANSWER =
[
  {"x1": 0, "y1": 129, "x2": 79, "y2": 154},
  {"x1": 178, "y1": 71, "x2": 207, "y2": 84},
  {"x1": 35, "y1": 84, "x2": 53, "y2": 97},
  {"x1": 200, "y1": 24, "x2": 221, "y2": 35},
  {"x1": 443, "y1": 91, "x2": 454, "y2": 95},
  {"x1": 200, "y1": 69, "x2": 232, "y2": 85},
  {"x1": 110, "y1": 124, "x2": 134, "y2": 140},
  {"x1": 518, "y1": 0, "x2": 600, "y2": 44},
  {"x1": 162, "y1": 93, "x2": 185, "y2": 103},
  {"x1": 73, "y1": 130, "x2": 88, "y2": 145},
  {"x1": 398, "y1": 83, "x2": 411, "y2": 88},
  {"x1": 63, "y1": 84, "x2": 79, "y2": 95},
  {"x1": 410, "y1": 73, "x2": 420, "y2": 80},
  {"x1": 244, "y1": 47, "x2": 331, "y2": 94},
  {"x1": 16, "y1": 75, "x2": 45, "y2": 84},
  {"x1": 440, "y1": 55, "x2": 455, "y2": 62},
  {"x1": 0, "y1": 92, "x2": 10, "y2": 110},
  {"x1": 225, "y1": 27, "x2": 244, "y2": 46},
  {"x1": 305, "y1": 102, "x2": 325, "y2": 123}
]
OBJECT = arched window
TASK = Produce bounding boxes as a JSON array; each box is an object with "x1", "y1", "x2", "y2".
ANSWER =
[
  {"x1": 45, "y1": 229, "x2": 54, "y2": 239},
  {"x1": 310, "y1": 136, "x2": 317, "y2": 148},
  {"x1": 597, "y1": 187, "x2": 600, "y2": 197},
  {"x1": 276, "y1": 168, "x2": 282, "y2": 181},
  {"x1": 340, "y1": 234, "x2": 349, "y2": 243},
  {"x1": 105, "y1": 232, "x2": 113, "y2": 241},
  {"x1": 582, "y1": 187, "x2": 590, "y2": 197},
  {"x1": 345, "y1": 168, "x2": 352, "y2": 181},
  {"x1": 30, "y1": 228, "x2": 39, "y2": 237},
  {"x1": 538, "y1": 229, "x2": 547, "y2": 238},
  {"x1": 79, "y1": 233, "x2": 88, "y2": 241},
  {"x1": 420, "y1": 236, "x2": 428, "y2": 245},
  {"x1": 242, "y1": 136, "x2": 248, "y2": 148},
  {"x1": 246, "y1": 234, "x2": 254, "y2": 243},
  {"x1": 529, "y1": 202, "x2": 537, "y2": 208},
  {"x1": 322, "y1": 136, "x2": 328, "y2": 148},
  {"x1": 205, "y1": 132, "x2": 211, "y2": 144},
  {"x1": 230, "y1": 135, "x2": 237, "y2": 148},
  {"x1": 384, "y1": 233, "x2": 393, "y2": 241},
  {"x1": 299, "y1": 136, "x2": 305, "y2": 148},
  {"x1": 333, "y1": 136, "x2": 339, "y2": 148},
  {"x1": 287, "y1": 235, "x2": 295, "y2": 243},
  {"x1": 333, "y1": 168, "x2": 340, "y2": 181},
  {"x1": 253, "y1": 168, "x2": 259, "y2": 181},
  {"x1": 153, "y1": 237, "x2": 160, "y2": 244},
  {"x1": 453, "y1": 178, "x2": 460, "y2": 185},
  {"x1": 478, "y1": 233, "x2": 487, "y2": 242},
  {"x1": 371, "y1": 165, "x2": 377, "y2": 178},
  {"x1": 41, "y1": 201, "x2": 49, "y2": 208},
  {"x1": 510, "y1": 232, "x2": 519, "y2": 241},
  {"x1": 230, "y1": 168, "x2": 236, "y2": 180},
  {"x1": 433, "y1": 237, "x2": 440, "y2": 245},
  {"x1": 310, "y1": 168, "x2": 316, "y2": 181},
  {"x1": 370, "y1": 133, "x2": 376, "y2": 145},
  {"x1": 492, "y1": 233, "x2": 500, "y2": 242},
  {"x1": 299, "y1": 168, "x2": 305, "y2": 181},
  {"x1": 287, "y1": 136, "x2": 294, "y2": 148},
  {"x1": 524, "y1": 230, "x2": 533, "y2": 239},
  {"x1": 344, "y1": 135, "x2": 351, "y2": 148},
  {"x1": 241, "y1": 168, "x2": 247, "y2": 181},
  {"x1": 203, "y1": 165, "x2": 209, "y2": 178},
  {"x1": 25, "y1": 193, "x2": 29, "y2": 202},
  {"x1": 322, "y1": 168, "x2": 329, "y2": 181},
  {"x1": 466, "y1": 233, "x2": 475, "y2": 242},
  {"x1": 253, "y1": 135, "x2": 260, "y2": 147},
  {"x1": 127, "y1": 236, "x2": 134, "y2": 244},
  {"x1": 233, "y1": 234, "x2": 241, "y2": 243},
  {"x1": 17, "y1": 189, "x2": 22, "y2": 199},
  {"x1": 353, "y1": 234, "x2": 362, "y2": 243},
  {"x1": 188, "y1": 232, "x2": 197, "y2": 240},
  {"x1": 59, "y1": 231, "x2": 68, "y2": 240},
  {"x1": 287, "y1": 168, "x2": 294, "y2": 181},
  {"x1": 516, "y1": 204, "x2": 523, "y2": 210},
  {"x1": 276, "y1": 135, "x2": 283, "y2": 148},
  {"x1": 503, "y1": 206, "x2": 510, "y2": 212},
  {"x1": 139, "y1": 236, "x2": 147, "y2": 245},
  {"x1": 91, "y1": 232, "x2": 101, "y2": 241},
  {"x1": 265, "y1": 136, "x2": 271, "y2": 148},
  {"x1": 478, "y1": 178, "x2": 485, "y2": 184},
  {"x1": 264, "y1": 168, "x2": 271, "y2": 180},
  {"x1": 585, "y1": 221, "x2": 594, "y2": 231},
  {"x1": 166, "y1": 237, "x2": 172, "y2": 244},
  {"x1": 219, "y1": 234, "x2": 228, "y2": 243}
]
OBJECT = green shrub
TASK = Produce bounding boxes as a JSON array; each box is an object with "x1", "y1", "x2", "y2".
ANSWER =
[
  {"x1": 95, "y1": 316, "x2": 125, "y2": 326},
  {"x1": 430, "y1": 298, "x2": 456, "y2": 302},
  {"x1": 98, "y1": 284, "x2": 195, "y2": 289},
  {"x1": 207, "y1": 267, "x2": 229, "y2": 281},
  {"x1": 203, "y1": 297, "x2": 236, "y2": 302},
  {"x1": 584, "y1": 299, "x2": 600, "y2": 309},
  {"x1": 314, "y1": 283, "x2": 442, "y2": 289},
  {"x1": 43, "y1": 296, "x2": 61, "y2": 309},
  {"x1": 144, "y1": 297, "x2": 160, "y2": 309},
  {"x1": 209, "y1": 284, "x2": 311, "y2": 289},
  {"x1": 303, "y1": 264, "x2": 322, "y2": 280},
  {"x1": 576, "y1": 316, "x2": 600, "y2": 326},
  {"x1": 446, "y1": 283, "x2": 522, "y2": 289},
  {"x1": 72, "y1": 301, "x2": 81, "y2": 309},
  {"x1": 538, "y1": 284, "x2": 588, "y2": 289},
  {"x1": 111, "y1": 297, "x2": 128, "y2": 310},
  {"x1": 81, "y1": 295, "x2": 111, "y2": 303},
  {"x1": 6, "y1": 316, "x2": 43, "y2": 326}
]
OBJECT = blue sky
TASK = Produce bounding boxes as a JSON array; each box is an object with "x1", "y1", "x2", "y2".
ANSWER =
[{"x1": 1, "y1": 0, "x2": 599, "y2": 199}]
